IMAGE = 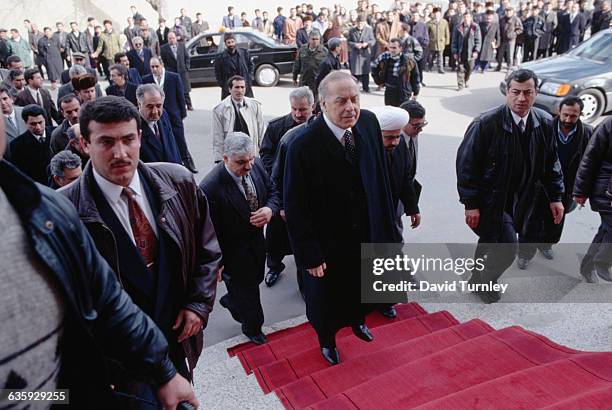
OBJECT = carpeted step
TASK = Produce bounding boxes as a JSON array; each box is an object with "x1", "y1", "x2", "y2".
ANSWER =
[
  {"x1": 275, "y1": 319, "x2": 494, "y2": 409},
  {"x1": 229, "y1": 303, "x2": 428, "y2": 374},
  {"x1": 415, "y1": 353, "x2": 612, "y2": 410},
  {"x1": 310, "y1": 326, "x2": 587, "y2": 409},
  {"x1": 254, "y1": 311, "x2": 460, "y2": 394}
]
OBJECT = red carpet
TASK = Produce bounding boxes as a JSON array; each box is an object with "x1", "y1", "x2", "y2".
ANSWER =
[{"x1": 227, "y1": 303, "x2": 612, "y2": 409}]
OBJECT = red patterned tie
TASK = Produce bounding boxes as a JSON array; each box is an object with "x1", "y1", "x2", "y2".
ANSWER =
[{"x1": 122, "y1": 187, "x2": 157, "y2": 268}]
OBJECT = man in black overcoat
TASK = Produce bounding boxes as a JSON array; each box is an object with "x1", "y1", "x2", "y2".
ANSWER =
[
  {"x1": 456, "y1": 69, "x2": 564, "y2": 304},
  {"x1": 214, "y1": 34, "x2": 254, "y2": 100},
  {"x1": 284, "y1": 71, "x2": 397, "y2": 364},
  {"x1": 200, "y1": 132, "x2": 280, "y2": 345},
  {"x1": 160, "y1": 31, "x2": 193, "y2": 111},
  {"x1": 259, "y1": 86, "x2": 315, "y2": 287}
]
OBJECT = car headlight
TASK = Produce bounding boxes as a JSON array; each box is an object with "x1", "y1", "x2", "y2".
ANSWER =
[{"x1": 539, "y1": 82, "x2": 572, "y2": 96}]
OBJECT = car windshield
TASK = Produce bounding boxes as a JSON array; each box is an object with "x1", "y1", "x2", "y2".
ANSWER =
[
  {"x1": 568, "y1": 32, "x2": 612, "y2": 63},
  {"x1": 244, "y1": 30, "x2": 278, "y2": 47}
]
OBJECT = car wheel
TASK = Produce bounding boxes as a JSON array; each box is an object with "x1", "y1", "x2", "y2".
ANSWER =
[
  {"x1": 578, "y1": 89, "x2": 605, "y2": 124},
  {"x1": 255, "y1": 64, "x2": 279, "y2": 87}
]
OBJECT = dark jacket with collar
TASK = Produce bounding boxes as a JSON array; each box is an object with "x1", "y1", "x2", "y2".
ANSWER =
[
  {"x1": 127, "y1": 47, "x2": 153, "y2": 77},
  {"x1": 9, "y1": 127, "x2": 55, "y2": 185},
  {"x1": 457, "y1": 104, "x2": 564, "y2": 238},
  {"x1": 142, "y1": 71, "x2": 187, "y2": 146},
  {"x1": 139, "y1": 111, "x2": 182, "y2": 164},
  {"x1": 61, "y1": 66, "x2": 97, "y2": 84},
  {"x1": 213, "y1": 47, "x2": 253, "y2": 89},
  {"x1": 199, "y1": 159, "x2": 280, "y2": 285},
  {"x1": 389, "y1": 134, "x2": 421, "y2": 215},
  {"x1": 50, "y1": 119, "x2": 72, "y2": 155},
  {"x1": 14, "y1": 88, "x2": 61, "y2": 125},
  {"x1": 160, "y1": 42, "x2": 190, "y2": 74},
  {"x1": 66, "y1": 31, "x2": 89, "y2": 54},
  {"x1": 105, "y1": 82, "x2": 138, "y2": 107},
  {"x1": 0, "y1": 160, "x2": 176, "y2": 409},
  {"x1": 260, "y1": 113, "x2": 297, "y2": 175},
  {"x1": 60, "y1": 161, "x2": 222, "y2": 371},
  {"x1": 551, "y1": 117, "x2": 593, "y2": 209},
  {"x1": 574, "y1": 117, "x2": 612, "y2": 213},
  {"x1": 315, "y1": 52, "x2": 341, "y2": 92},
  {"x1": 451, "y1": 22, "x2": 482, "y2": 59},
  {"x1": 128, "y1": 67, "x2": 143, "y2": 85}
]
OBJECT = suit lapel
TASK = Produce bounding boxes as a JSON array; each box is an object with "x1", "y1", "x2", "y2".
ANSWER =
[
  {"x1": 221, "y1": 166, "x2": 251, "y2": 221},
  {"x1": 316, "y1": 116, "x2": 347, "y2": 164},
  {"x1": 143, "y1": 123, "x2": 164, "y2": 155},
  {"x1": 250, "y1": 165, "x2": 266, "y2": 209}
]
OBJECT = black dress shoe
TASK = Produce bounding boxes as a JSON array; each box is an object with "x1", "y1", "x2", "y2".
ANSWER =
[
  {"x1": 540, "y1": 248, "x2": 554, "y2": 260},
  {"x1": 352, "y1": 324, "x2": 374, "y2": 342},
  {"x1": 320, "y1": 347, "x2": 340, "y2": 365},
  {"x1": 379, "y1": 306, "x2": 397, "y2": 319},
  {"x1": 517, "y1": 257, "x2": 530, "y2": 270},
  {"x1": 595, "y1": 264, "x2": 612, "y2": 282},
  {"x1": 245, "y1": 332, "x2": 268, "y2": 345},
  {"x1": 220, "y1": 294, "x2": 241, "y2": 322},
  {"x1": 265, "y1": 270, "x2": 282, "y2": 287}
]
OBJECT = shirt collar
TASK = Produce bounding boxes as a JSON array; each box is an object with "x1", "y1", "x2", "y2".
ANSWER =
[
  {"x1": 224, "y1": 163, "x2": 243, "y2": 183},
  {"x1": 93, "y1": 167, "x2": 142, "y2": 205},
  {"x1": 557, "y1": 122, "x2": 577, "y2": 143},
  {"x1": 232, "y1": 98, "x2": 245, "y2": 108},
  {"x1": 323, "y1": 113, "x2": 351, "y2": 143},
  {"x1": 32, "y1": 129, "x2": 46, "y2": 141},
  {"x1": 510, "y1": 109, "x2": 530, "y2": 127}
]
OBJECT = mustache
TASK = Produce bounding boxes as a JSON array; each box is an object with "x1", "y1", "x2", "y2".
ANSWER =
[{"x1": 110, "y1": 160, "x2": 132, "y2": 168}]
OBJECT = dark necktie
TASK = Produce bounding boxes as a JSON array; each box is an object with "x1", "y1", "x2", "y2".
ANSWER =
[
  {"x1": 6, "y1": 115, "x2": 15, "y2": 129},
  {"x1": 122, "y1": 187, "x2": 157, "y2": 268},
  {"x1": 343, "y1": 130, "x2": 357, "y2": 161},
  {"x1": 518, "y1": 119, "x2": 525, "y2": 134},
  {"x1": 38, "y1": 134, "x2": 46, "y2": 144},
  {"x1": 153, "y1": 122, "x2": 160, "y2": 140},
  {"x1": 241, "y1": 176, "x2": 259, "y2": 212},
  {"x1": 36, "y1": 91, "x2": 42, "y2": 107}
]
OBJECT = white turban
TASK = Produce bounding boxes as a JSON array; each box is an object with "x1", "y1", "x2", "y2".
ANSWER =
[{"x1": 369, "y1": 106, "x2": 410, "y2": 132}]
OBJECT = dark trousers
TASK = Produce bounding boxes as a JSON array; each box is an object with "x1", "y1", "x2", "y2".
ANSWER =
[
  {"x1": 429, "y1": 50, "x2": 444, "y2": 72},
  {"x1": 100, "y1": 56, "x2": 110, "y2": 79},
  {"x1": 581, "y1": 213, "x2": 612, "y2": 276},
  {"x1": 224, "y1": 278, "x2": 264, "y2": 336},
  {"x1": 384, "y1": 84, "x2": 408, "y2": 107},
  {"x1": 355, "y1": 73, "x2": 370, "y2": 92},
  {"x1": 475, "y1": 59, "x2": 490, "y2": 71},
  {"x1": 266, "y1": 216, "x2": 290, "y2": 273},
  {"x1": 170, "y1": 124, "x2": 193, "y2": 163},
  {"x1": 536, "y1": 46, "x2": 550, "y2": 59},
  {"x1": 457, "y1": 58, "x2": 475, "y2": 88},
  {"x1": 518, "y1": 196, "x2": 565, "y2": 259},
  {"x1": 416, "y1": 52, "x2": 426, "y2": 82},
  {"x1": 524, "y1": 37, "x2": 540, "y2": 61},
  {"x1": 474, "y1": 213, "x2": 518, "y2": 284},
  {"x1": 61, "y1": 50, "x2": 71, "y2": 69},
  {"x1": 497, "y1": 40, "x2": 516, "y2": 68}
]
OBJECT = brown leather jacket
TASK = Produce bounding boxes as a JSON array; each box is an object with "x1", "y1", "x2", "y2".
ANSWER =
[{"x1": 61, "y1": 161, "x2": 222, "y2": 371}]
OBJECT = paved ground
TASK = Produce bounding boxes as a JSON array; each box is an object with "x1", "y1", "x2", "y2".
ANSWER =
[{"x1": 180, "y1": 69, "x2": 612, "y2": 409}]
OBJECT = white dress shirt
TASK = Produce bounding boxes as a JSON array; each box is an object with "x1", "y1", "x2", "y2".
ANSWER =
[
  {"x1": 154, "y1": 69, "x2": 165, "y2": 88},
  {"x1": 92, "y1": 168, "x2": 158, "y2": 243},
  {"x1": 510, "y1": 110, "x2": 530, "y2": 131},
  {"x1": 27, "y1": 86, "x2": 42, "y2": 105},
  {"x1": 5, "y1": 110, "x2": 17, "y2": 127},
  {"x1": 323, "y1": 113, "x2": 351, "y2": 146}
]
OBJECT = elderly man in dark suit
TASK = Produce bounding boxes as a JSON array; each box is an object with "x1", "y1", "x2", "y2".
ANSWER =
[
  {"x1": 136, "y1": 83, "x2": 182, "y2": 164},
  {"x1": 557, "y1": 2, "x2": 585, "y2": 53},
  {"x1": 160, "y1": 31, "x2": 193, "y2": 111},
  {"x1": 50, "y1": 93, "x2": 80, "y2": 155},
  {"x1": 284, "y1": 71, "x2": 398, "y2": 364},
  {"x1": 259, "y1": 86, "x2": 315, "y2": 287},
  {"x1": 9, "y1": 104, "x2": 55, "y2": 184},
  {"x1": 127, "y1": 36, "x2": 153, "y2": 77},
  {"x1": 60, "y1": 96, "x2": 222, "y2": 408},
  {"x1": 200, "y1": 132, "x2": 280, "y2": 345},
  {"x1": 14, "y1": 68, "x2": 61, "y2": 126},
  {"x1": 143, "y1": 57, "x2": 196, "y2": 173},
  {"x1": 1, "y1": 85, "x2": 27, "y2": 152}
]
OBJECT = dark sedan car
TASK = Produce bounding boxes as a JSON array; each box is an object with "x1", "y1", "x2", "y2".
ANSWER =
[
  {"x1": 500, "y1": 29, "x2": 612, "y2": 124},
  {"x1": 185, "y1": 29, "x2": 297, "y2": 87}
]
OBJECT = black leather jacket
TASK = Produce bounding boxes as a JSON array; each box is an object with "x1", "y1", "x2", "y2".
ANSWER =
[
  {"x1": 456, "y1": 104, "x2": 564, "y2": 238},
  {"x1": 0, "y1": 160, "x2": 176, "y2": 409}
]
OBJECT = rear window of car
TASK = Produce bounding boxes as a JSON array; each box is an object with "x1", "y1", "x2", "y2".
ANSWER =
[{"x1": 569, "y1": 32, "x2": 612, "y2": 63}]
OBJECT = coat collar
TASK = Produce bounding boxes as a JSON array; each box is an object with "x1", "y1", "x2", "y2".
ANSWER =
[
  {"x1": 68, "y1": 161, "x2": 177, "y2": 225},
  {"x1": 501, "y1": 105, "x2": 541, "y2": 133}
]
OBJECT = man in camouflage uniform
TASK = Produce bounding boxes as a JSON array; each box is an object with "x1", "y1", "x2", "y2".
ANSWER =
[{"x1": 293, "y1": 30, "x2": 328, "y2": 101}]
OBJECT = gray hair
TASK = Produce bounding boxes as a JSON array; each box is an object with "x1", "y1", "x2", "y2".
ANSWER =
[
  {"x1": 109, "y1": 63, "x2": 128, "y2": 79},
  {"x1": 318, "y1": 70, "x2": 358, "y2": 102},
  {"x1": 132, "y1": 36, "x2": 143, "y2": 45},
  {"x1": 289, "y1": 86, "x2": 314, "y2": 105},
  {"x1": 327, "y1": 37, "x2": 341, "y2": 51},
  {"x1": 136, "y1": 83, "x2": 165, "y2": 103},
  {"x1": 223, "y1": 132, "x2": 254, "y2": 157},
  {"x1": 68, "y1": 64, "x2": 87, "y2": 78},
  {"x1": 50, "y1": 150, "x2": 82, "y2": 177}
]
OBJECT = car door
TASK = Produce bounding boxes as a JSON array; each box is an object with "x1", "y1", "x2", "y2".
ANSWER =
[
  {"x1": 187, "y1": 33, "x2": 222, "y2": 84},
  {"x1": 232, "y1": 33, "x2": 262, "y2": 69}
]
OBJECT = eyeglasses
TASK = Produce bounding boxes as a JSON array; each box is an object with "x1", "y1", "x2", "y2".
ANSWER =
[{"x1": 408, "y1": 121, "x2": 428, "y2": 130}]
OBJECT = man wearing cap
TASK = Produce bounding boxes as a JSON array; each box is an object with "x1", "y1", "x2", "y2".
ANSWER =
[
  {"x1": 71, "y1": 73, "x2": 98, "y2": 104},
  {"x1": 60, "y1": 52, "x2": 97, "y2": 84},
  {"x1": 293, "y1": 30, "x2": 328, "y2": 102}
]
